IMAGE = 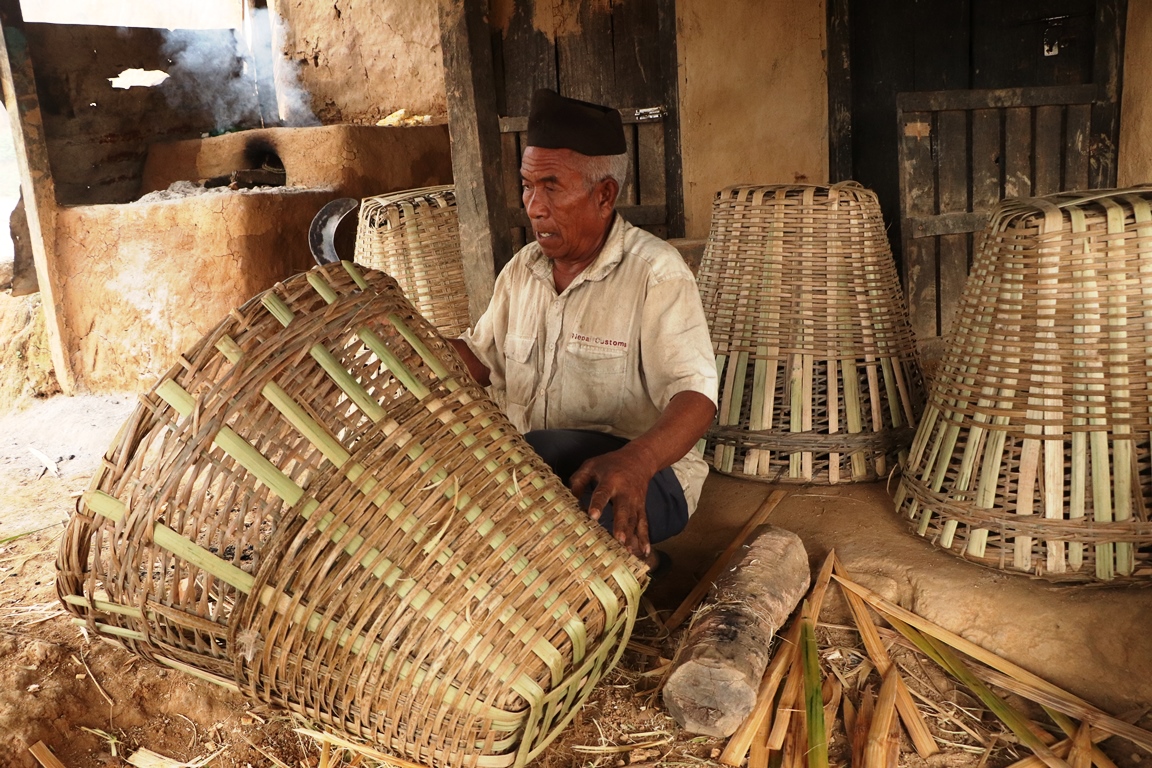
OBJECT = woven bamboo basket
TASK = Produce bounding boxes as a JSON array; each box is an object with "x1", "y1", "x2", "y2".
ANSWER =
[
  {"x1": 895, "y1": 188, "x2": 1152, "y2": 582},
  {"x1": 57, "y1": 262, "x2": 647, "y2": 767},
  {"x1": 697, "y1": 182, "x2": 925, "y2": 484},
  {"x1": 354, "y1": 185, "x2": 470, "y2": 336}
]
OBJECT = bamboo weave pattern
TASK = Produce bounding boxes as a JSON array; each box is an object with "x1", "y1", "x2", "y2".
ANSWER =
[
  {"x1": 895, "y1": 188, "x2": 1152, "y2": 582},
  {"x1": 57, "y1": 263, "x2": 646, "y2": 767},
  {"x1": 355, "y1": 185, "x2": 470, "y2": 336},
  {"x1": 697, "y1": 182, "x2": 925, "y2": 483}
]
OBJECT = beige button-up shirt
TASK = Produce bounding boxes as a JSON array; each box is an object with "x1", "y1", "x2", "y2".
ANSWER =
[{"x1": 463, "y1": 215, "x2": 718, "y2": 514}]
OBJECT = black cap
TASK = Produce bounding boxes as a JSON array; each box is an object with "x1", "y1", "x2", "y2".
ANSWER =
[{"x1": 526, "y1": 88, "x2": 626, "y2": 156}]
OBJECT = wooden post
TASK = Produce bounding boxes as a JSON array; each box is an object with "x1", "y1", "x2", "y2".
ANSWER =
[
  {"x1": 0, "y1": 0, "x2": 74, "y2": 393},
  {"x1": 438, "y1": 0, "x2": 512, "y2": 324}
]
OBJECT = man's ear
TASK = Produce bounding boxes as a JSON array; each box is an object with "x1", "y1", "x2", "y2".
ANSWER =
[{"x1": 596, "y1": 177, "x2": 619, "y2": 217}]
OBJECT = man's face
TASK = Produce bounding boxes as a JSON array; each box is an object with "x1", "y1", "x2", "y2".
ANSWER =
[{"x1": 521, "y1": 146, "x2": 615, "y2": 264}]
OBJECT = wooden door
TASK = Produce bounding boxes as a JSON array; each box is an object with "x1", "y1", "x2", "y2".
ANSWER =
[
  {"x1": 897, "y1": 85, "x2": 1101, "y2": 341},
  {"x1": 831, "y1": 0, "x2": 1125, "y2": 344},
  {"x1": 490, "y1": 0, "x2": 682, "y2": 246}
]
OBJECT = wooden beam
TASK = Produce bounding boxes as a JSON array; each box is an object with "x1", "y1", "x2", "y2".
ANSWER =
[
  {"x1": 438, "y1": 0, "x2": 512, "y2": 323},
  {"x1": 826, "y1": 0, "x2": 852, "y2": 183},
  {"x1": 656, "y1": 0, "x2": 684, "y2": 238},
  {"x1": 0, "y1": 0, "x2": 74, "y2": 393},
  {"x1": 1089, "y1": 0, "x2": 1126, "y2": 189}
]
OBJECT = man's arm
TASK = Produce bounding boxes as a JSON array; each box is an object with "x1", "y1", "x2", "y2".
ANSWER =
[
  {"x1": 448, "y1": 338, "x2": 492, "y2": 387},
  {"x1": 569, "y1": 390, "x2": 716, "y2": 561}
]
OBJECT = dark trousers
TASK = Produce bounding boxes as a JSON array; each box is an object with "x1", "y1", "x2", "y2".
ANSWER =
[{"x1": 523, "y1": 429, "x2": 689, "y2": 544}]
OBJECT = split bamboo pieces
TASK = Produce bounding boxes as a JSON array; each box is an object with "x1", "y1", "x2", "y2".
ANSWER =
[
  {"x1": 831, "y1": 556, "x2": 938, "y2": 757},
  {"x1": 833, "y1": 572, "x2": 1152, "y2": 755}
]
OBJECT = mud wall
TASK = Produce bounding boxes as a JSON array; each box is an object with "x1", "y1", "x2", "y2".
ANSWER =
[
  {"x1": 270, "y1": 1, "x2": 447, "y2": 125},
  {"x1": 140, "y1": 124, "x2": 452, "y2": 200},
  {"x1": 1118, "y1": 1, "x2": 1152, "y2": 187},
  {"x1": 676, "y1": 0, "x2": 829, "y2": 239},
  {"x1": 55, "y1": 125, "x2": 451, "y2": 392},
  {"x1": 26, "y1": 23, "x2": 255, "y2": 205}
]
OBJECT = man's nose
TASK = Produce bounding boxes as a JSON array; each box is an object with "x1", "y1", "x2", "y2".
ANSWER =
[{"x1": 525, "y1": 188, "x2": 548, "y2": 218}]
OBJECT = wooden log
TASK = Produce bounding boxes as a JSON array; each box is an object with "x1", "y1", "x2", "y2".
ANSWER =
[{"x1": 663, "y1": 525, "x2": 810, "y2": 736}]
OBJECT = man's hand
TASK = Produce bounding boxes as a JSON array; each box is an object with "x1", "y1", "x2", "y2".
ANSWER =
[{"x1": 569, "y1": 442, "x2": 659, "y2": 560}]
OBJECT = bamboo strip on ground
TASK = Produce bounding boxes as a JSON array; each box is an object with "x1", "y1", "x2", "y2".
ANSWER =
[
  {"x1": 29, "y1": 742, "x2": 68, "y2": 768},
  {"x1": 834, "y1": 574, "x2": 1152, "y2": 752},
  {"x1": 832, "y1": 557, "x2": 938, "y2": 756}
]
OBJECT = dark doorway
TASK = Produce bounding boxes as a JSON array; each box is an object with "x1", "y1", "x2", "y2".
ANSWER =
[{"x1": 828, "y1": 0, "x2": 1126, "y2": 342}]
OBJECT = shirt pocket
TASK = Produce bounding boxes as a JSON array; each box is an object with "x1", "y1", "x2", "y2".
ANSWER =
[
  {"x1": 502, "y1": 333, "x2": 538, "y2": 409},
  {"x1": 559, "y1": 341, "x2": 629, "y2": 427}
]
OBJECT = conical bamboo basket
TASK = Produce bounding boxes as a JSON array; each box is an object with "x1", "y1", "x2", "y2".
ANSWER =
[
  {"x1": 697, "y1": 182, "x2": 925, "y2": 484},
  {"x1": 57, "y1": 262, "x2": 646, "y2": 767},
  {"x1": 895, "y1": 188, "x2": 1152, "y2": 582},
  {"x1": 354, "y1": 185, "x2": 470, "y2": 336}
]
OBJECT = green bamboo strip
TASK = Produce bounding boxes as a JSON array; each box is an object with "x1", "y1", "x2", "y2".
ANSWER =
[
  {"x1": 758, "y1": 353, "x2": 780, "y2": 476},
  {"x1": 341, "y1": 259, "x2": 371, "y2": 290},
  {"x1": 879, "y1": 357, "x2": 902, "y2": 429},
  {"x1": 74, "y1": 618, "x2": 145, "y2": 641},
  {"x1": 1032, "y1": 215, "x2": 1067, "y2": 574},
  {"x1": 801, "y1": 352, "x2": 814, "y2": 480},
  {"x1": 1101, "y1": 198, "x2": 1133, "y2": 577},
  {"x1": 62, "y1": 594, "x2": 145, "y2": 619},
  {"x1": 158, "y1": 656, "x2": 242, "y2": 693},
  {"x1": 746, "y1": 349, "x2": 768, "y2": 475},
  {"x1": 827, "y1": 358, "x2": 840, "y2": 485},
  {"x1": 788, "y1": 353, "x2": 804, "y2": 478},
  {"x1": 729, "y1": 348, "x2": 750, "y2": 440},
  {"x1": 1014, "y1": 436, "x2": 1041, "y2": 571},
  {"x1": 801, "y1": 608, "x2": 829, "y2": 768},
  {"x1": 889, "y1": 618, "x2": 1069, "y2": 768},
  {"x1": 85, "y1": 489, "x2": 257, "y2": 592},
  {"x1": 842, "y1": 359, "x2": 866, "y2": 479},
  {"x1": 713, "y1": 353, "x2": 730, "y2": 470}
]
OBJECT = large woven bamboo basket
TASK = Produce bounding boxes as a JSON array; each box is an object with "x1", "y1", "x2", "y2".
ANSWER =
[
  {"x1": 57, "y1": 262, "x2": 647, "y2": 767},
  {"x1": 895, "y1": 188, "x2": 1152, "y2": 582},
  {"x1": 697, "y1": 182, "x2": 925, "y2": 484},
  {"x1": 354, "y1": 185, "x2": 470, "y2": 336}
]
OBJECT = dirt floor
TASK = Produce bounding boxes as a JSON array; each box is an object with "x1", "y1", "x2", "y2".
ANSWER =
[{"x1": 2, "y1": 388, "x2": 1151, "y2": 768}]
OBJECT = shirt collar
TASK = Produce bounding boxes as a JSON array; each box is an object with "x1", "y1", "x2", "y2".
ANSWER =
[{"x1": 526, "y1": 213, "x2": 626, "y2": 289}]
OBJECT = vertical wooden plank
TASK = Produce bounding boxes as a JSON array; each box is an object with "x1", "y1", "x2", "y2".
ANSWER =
[
  {"x1": 936, "y1": 109, "x2": 969, "y2": 337},
  {"x1": 637, "y1": 119, "x2": 666, "y2": 208},
  {"x1": 620, "y1": 122, "x2": 638, "y2": 207},
  {"x1": 1064, "y1": 103, "x2": 1091, "y2": 191},
  {"x1": 826, "y1": 0, "x2": 852, "y2": 182},
  {"x1": 1089, "y1": 0, "x2": 1126, "y2": 189},
  {"x1": 0, "y1": 0, "x2": 74, "y2": 392},
  {"x1": 898, "y1": 109, "x2": 939, "y2": 340},
  {"x1": 495, "y1": 0, "x2": 558, "y2": 117},
  {"x1": 1004, "y1": 107, "x2": 1032, "y2": 198},
  {"x1": 439, "y1": 0, "x2": 513, "y2": 320},
  {"x1": 609, "y1": 0, "x2": 662, "y2": 106},
  {"x1": 555, "y1": 1, "x2": 614, "y2": 104},
  {"x1": 970, "y1": 107, "x2": 1001, "y2": 211},
  {"x1": 657, "y1": 0, "x2": 684, "y2": 237},
  {"x1": 1033, "y1": 105, "x2": 1063, "y2": 195}
]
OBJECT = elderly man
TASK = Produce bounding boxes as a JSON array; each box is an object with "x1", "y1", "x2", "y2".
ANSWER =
[{"x1": 449, "y1": 89, "x2": 717, "y2": 571}]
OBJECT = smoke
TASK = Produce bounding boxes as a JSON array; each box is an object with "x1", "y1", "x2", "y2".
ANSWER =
[{"x1": 160, "y1": 8, "x2": 318, "y2": 134}]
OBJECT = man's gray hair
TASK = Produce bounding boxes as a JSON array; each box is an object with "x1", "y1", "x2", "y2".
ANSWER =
[{"x1": 579, "y1": 152, "x2": 629, "y2": 203}]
